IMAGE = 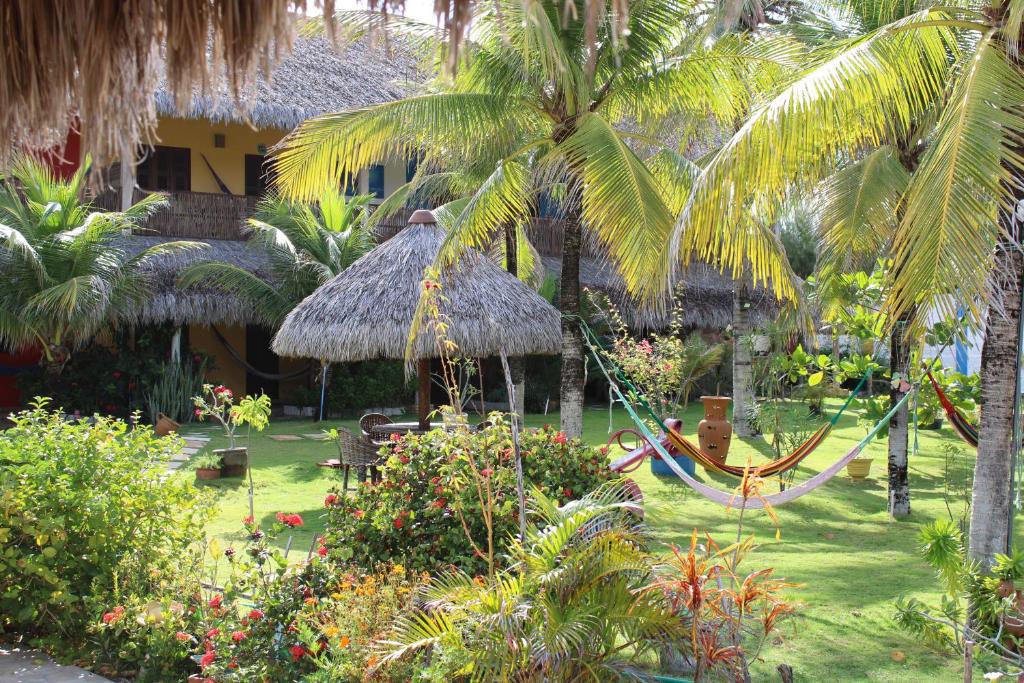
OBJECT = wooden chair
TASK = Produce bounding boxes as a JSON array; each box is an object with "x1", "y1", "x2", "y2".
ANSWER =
[
  {"x1": 336, "y1": 427, "x2": 383, "y2": 492},
  {"x1": 359, "y1": 412, "x2": 393, "y2": 445}
]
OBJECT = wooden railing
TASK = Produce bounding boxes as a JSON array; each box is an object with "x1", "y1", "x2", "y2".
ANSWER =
[{"x1": 90, "y1": 189, "x2": 570, "y2": 257}]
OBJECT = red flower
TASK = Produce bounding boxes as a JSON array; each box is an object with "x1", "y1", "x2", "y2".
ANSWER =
[
  {"x1": 276, "y1": 512, "x2": 304, "y2": 528},
  {"x1": 399, "y1": 455, "x2": 410, "y2": 464},
  {"x1": 393, "y1": 517, "x2": 404, "y2": 530},
  {"x1": 248, "y1": 609, "x2": 264, "y2": 621},
  {"x1": 554, "y1": 432, "x2": 568, "y2": 445},
  {"x1": 208, "y1": 594, "x2": 222, "y2": 609},
  {"x1": 353, "y1": 509, "x2": 365, "y2": 519},
  {"x1": 290, "y1": 644, "x2": 306, "y2": 662},
  {"x1": 242, "y1": 515, "x2": 254, "y2": 525},
  {"x1": 112, "y1": 370, "x2": 122, "y2": 379},
  {"x1": 324, "y1": 494, "x2": 339, "y2": 507},
  {"x1": 434, "y1": 485, "x2": 444, "y2": 495},
  {"x1": 430, "y1": 476, "x2": 440, "y2": 484},
  {"x1": 101, "y1": 612, "x2": 116, "y2": 624},
  {"x1": 389, "y1": 432, "x2": 401, "y2": 442},
  {"x1": 231, "y1": 631, "x2": 246, "y2": 643},
  {"x1": 423, "y1": 279, "x2": 435, "y2": 290},
  {"x1": 318, "y1": 545, "x2": 328, "y2": 557},
  {"x1": 200, "y1": 651, "x2": 216, "y2": 669},
  {"x1": 480, "y1": 468, "x2": 494, "y2": 478},
  {"x1": 175, "y1": 631, "x2": 191, "y2": 642},
  {"x1": 563, "y1": 488, "x2": 573, "y2": 498},
  {"x1": 206, "y1": 628, "x2": 220, "y2": 639},
  {"x1": 194, "y1": 408, "x2": 203, "y2": 417}
]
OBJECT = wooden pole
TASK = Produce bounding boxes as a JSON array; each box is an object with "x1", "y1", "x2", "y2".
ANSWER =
[
  {"x1": 418, "y1": 358, "x2": 431, "y2": 430},
  {"x1": 500, "y1": 350, "x2": 527, "y2": 544},
  {"x1": 964, "y1": 640, "x2": 973, "y2": 683}
]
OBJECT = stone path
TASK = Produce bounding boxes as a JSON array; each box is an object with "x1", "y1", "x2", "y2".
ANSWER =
[
  {"x1": 0, "y1": 648, "x2": 111, "y2": 683},
  {"x1": 166, "y1": 432, "x2": 211, "y2": 472}
]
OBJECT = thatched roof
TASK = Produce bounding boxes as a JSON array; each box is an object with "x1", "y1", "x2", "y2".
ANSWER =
[
  {"x1": 114, "y1": 236, "x2": 271, "y2": 326},
  {"x1": 541, "y1": 255, "x2": 783, "y2": 331},
  {"x1": 273, "y1": 210, "x2": 562, "y2": 362},
  {"x1": 154, "y1": 33, "x2": 420, "y2": 131}
]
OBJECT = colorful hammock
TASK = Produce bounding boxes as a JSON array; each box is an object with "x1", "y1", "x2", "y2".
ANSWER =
[
  {"x1": 580, "y1": 320, "x2": 913, "y2": 509},
  {"x1": 925, "y1": 370, "x2": 979, "y2": 448},
  {"x1": 583, "y1": 322, "x2": 869, "y2": 478}
]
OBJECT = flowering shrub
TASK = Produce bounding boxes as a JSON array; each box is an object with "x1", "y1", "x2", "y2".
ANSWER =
[
  {"x1": 82, "y1": 515, "x2": 426, "y2": 682},
  {"x1": 324, "y1": 414, "x2": 611, "y2": 574},
  {"x1": 0, "y1": 401, "x2": 210, "y2": 650},
  {"x1": 192, "y1": 384, "x2": 271, "y2": 449}
]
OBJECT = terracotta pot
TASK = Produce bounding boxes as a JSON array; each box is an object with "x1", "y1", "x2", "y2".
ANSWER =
[
  {"x1": 195, "y1": 467, "x2": 221, "y2": 481},
  {"x1": 846, "y1": 457, "x2": 873, "y2": 480},
  {"x1": 697, "y1": 396, "x2": 733, "y2": 463},
  {"x1": 216, "y1": 446, "x2": 248, "y2": 477},
  {"x1": 154, "y1": 412, "x2": 180, "y2": 436},
  {"x1": 998, "y1": 579, "x2": 1017, "y2": 599}
]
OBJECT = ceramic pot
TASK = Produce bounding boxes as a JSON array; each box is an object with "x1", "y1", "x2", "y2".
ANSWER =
[
  {"x1": 195, "y1": 467, "x2": 221, "y2": 481},
  {"x1": 697, "y1": 396, "x2": 733, "y2": 463},
  {"x1": 216, "y1": 446, "x2": 248, "y2": 477},
  {"x1": 155, "y1": 412, "x2": 180, "y2": 436},
  {"x1": 846, "y1": 457, "x2": 873, "y2": 480}
]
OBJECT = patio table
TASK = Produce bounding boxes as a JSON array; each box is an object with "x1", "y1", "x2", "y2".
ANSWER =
[{"x1": 369, "y1": 422, "x2": 440, "y2": 440}]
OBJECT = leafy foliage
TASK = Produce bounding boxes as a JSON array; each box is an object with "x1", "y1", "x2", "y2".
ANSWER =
[{"x1": 0, "y1": 402, "x2": 210, "y2": 646}]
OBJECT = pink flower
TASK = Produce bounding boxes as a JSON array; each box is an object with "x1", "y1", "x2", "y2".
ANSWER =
[
  {"x1": 194, "y1": 408, "x2": 203, "y2": 417},
  {"x1": 101, "y1": 612, "x2": 115, "y2": 624},
  {"x1": 200, "y1": 651, "x2": 216, "y2": 669},
  {"x1": 480, "y1": 468, "x2": 494, "y2": 478},
  {"x1": 242, "y1": 515, "x2": 254, "y2": 525},
  {"x1": 353, "y1": 509, "x2": 365, "y2": 519},
  {"x1": 554, "y1": 432, "x2": 568, "y2": 445},
  {"x1": 175, "y1": 631, "x2": 191, "y2": 642},
  {"x1": 389, "y1": 433, "x2": 401, "y2": 442},
  {"x1": 208, "y1": 594, "x2": 222, "y2": 609},
  {"x1": 399, "y1": 455, "x2": 410, "y2": 464},
  {"x1": 206, "y1": 628, "x2": 220, "y2": 639},
  {"x1": 112, "y1": 370, "x2": 122, "y2": 379},
  {"x1": 231, "y1": 630, "x2": 246, "y2": 643}
]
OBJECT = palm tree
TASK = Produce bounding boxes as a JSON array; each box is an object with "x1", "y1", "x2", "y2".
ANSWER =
[
  {"x1": 673, "y1": 0, "x2": 1024, "y2": 563},
  {"x1": 0, "y1": 156, "x2": 189, "y2": 379},
  {"x1": 270, "y1": 0, "x2": 792, "y2": 437},
  {"x1": 178, "y1": 191, "x2": 376, "y2": 328}
]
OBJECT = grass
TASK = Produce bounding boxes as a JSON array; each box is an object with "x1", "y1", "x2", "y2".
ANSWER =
[{"x1": 181, "y1": 400, "x2": 1018, "y2": 681}]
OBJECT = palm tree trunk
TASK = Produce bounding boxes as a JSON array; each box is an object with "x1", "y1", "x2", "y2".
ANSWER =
[
  {"x1": 887, "y1": 322, "x2": 911, "y2": 517},
  {"x1": 732, "y1": 280, "x2": 754, "y2": 437},
  {"x1": 559, "y1": 211, "x2": 585, "y2": 438},
  {"x1": 969, "y1": 228, "x2": 1024, "y2": 565},
  {"x1": 504, "y1": 224, "x2": 526, "y2": 423}
]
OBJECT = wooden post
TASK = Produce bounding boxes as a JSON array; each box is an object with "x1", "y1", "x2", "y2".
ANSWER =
[
  {"x1": 119, "y1": 142, "x2": 135, "y2": 212},
  {"x1": 417, "y1": 358, "x2": 431, "y2": 431},
  {"x1": 964, "y1": 640, "x2": 973, "y2": 683}
]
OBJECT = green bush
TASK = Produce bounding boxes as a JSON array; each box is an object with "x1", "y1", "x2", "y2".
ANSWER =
[
  {"x1": 324, "y1": 415, "x2": 612, "y2": 574},
  {"x1": 326, "y1": 360, "x2": 413, "y2": 412},
  {"x1": 0, "y1": 401, "x2": 210, "y2": 647}
]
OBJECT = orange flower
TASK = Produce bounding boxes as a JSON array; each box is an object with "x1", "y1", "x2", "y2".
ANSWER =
[{"x1": 339, "y1": 635, "x2": 351, "y2": 648}]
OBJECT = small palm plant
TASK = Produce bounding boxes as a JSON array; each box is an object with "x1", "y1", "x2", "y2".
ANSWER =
[
  {"x1": 0, "y1": 155, "x2": 193, "y2": 378},
  {"x1": 178, "y1": 190, "x2": 376, "y2": 327}
]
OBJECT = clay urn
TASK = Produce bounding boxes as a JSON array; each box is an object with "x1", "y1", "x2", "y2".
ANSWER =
[{"x1": 697, "y1": 396, "x2": 733, "y2": 464}]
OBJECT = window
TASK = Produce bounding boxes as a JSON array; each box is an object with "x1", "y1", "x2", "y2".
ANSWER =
[
  {"x1": 136, "y1": 146, "x2": 191, "y2": 192},
  {"x1": 368, "y1": 165, "x2": 385, "y2": 199},
  {"x1": 406, "y1": 157, "x2": 418, "y2": 182},
  {"x1": 244, "y1": 154, "x2": 275, "y2": 197},
  {"x1": 342, "y1": 173, "x2": 359, "y2": 196}
]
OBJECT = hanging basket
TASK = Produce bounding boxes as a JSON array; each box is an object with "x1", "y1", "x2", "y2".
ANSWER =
[{"x1": 155, "y1": 413, "x2": 180, "y2": 436}]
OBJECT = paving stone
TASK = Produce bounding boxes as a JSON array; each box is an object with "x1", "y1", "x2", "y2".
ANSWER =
[
  {"x1": 166, "y1": 461, "x2": 186, "y2": 471},
  {"x1": 0, "y1": 648, "x2": 112, "y2": 682},
  {"x1": 180, "y1": 447, "x2": 200, "y2": 455},
  {"x1": 169, "y1": 453, "x2": 191, "y2": 462},
  {"x1": 268, "y1": 434, "x2": 303, "y2": 441},
  {"x1": 301, "y1": 433, "x2": 329, "y2": 440}
]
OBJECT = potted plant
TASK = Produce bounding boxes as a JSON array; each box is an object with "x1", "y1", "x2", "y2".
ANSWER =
[
  {"x1": 850, "y1": 396, "x2": 890, "y2": 480},
  {"x1": 193, "y1": 453, "x2": 223, "y2": 480},
  {"x1": 192, "y1": 386, "x2": 271, "y2": 477}
]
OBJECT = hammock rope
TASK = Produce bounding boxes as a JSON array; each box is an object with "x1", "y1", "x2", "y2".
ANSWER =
[
  {"x1": 924, "y1": 369, "x2": 979, "y2": 448},
  {"x1": 581, "y1": 318, "x2": 914, "y2": 509},
  {"x1": 580, "y1": 320, "x2": 869, "y2": 478}
]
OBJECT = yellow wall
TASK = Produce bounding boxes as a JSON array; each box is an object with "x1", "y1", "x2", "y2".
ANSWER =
[
  {"x1": 151, "y1": 117, "x2": 408, "y2": 198},
  {"x1": 189, "y1": 324, "x2": 247, "y2": 395}
]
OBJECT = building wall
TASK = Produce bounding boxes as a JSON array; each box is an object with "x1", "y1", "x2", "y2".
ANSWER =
[
  {"x1": 189, "y1": 324, "x2": 247, "y2": 395},
  {"x1": 150, "y1": 117, "x2": 408, "y2": 198}
]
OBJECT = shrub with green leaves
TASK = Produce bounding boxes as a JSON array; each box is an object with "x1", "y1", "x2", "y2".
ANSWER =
[
  {"x1": 0, "y1": 401, "x2": 210, "y2": 646},
  {"x1": 324, "y1": 415, "x2": 611, "y2": 575}
]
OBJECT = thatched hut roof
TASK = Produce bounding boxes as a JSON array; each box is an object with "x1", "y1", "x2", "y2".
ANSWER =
[
  {"x1": 154, "y1": 33, "x2": 420, "y2": 131},
  {"x1": 272, "y1": 210, "x2": 562, "y2": 362},
  {"x1": 114, "y1": 236, "x2": 271, "y2": 326},
  {"x1": 540, "y1": 255, "x2": 783, "y2": 331}
]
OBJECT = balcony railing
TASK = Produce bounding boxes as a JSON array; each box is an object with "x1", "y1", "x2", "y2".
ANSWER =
[{"x1": 90, "y1": 188, "x2": 571, "y2": 256}]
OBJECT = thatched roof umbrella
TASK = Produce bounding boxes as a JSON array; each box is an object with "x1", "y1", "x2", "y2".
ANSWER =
[{"x1": 272, "y1": 209, "x2": 562, "y2": 428}]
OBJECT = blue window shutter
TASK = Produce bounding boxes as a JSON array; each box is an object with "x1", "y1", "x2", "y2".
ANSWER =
[
  {"x1": 406, "y1": 157, "x2": 418, "y2": 182},
  {"x1": 368, "y1": 165, "x2": 385, "y2": 198}
]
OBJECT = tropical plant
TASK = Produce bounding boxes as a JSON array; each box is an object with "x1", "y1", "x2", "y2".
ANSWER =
[
  {"x1": 0, "y1": 155, "x2": 194, "y2": 378},
  {"x1": 675, "y1": 0, "x2": 1024, "y2": 562},
  {"x1": 192, "y1": 385, "x2": 270, "y2": 450},
  {"x1": 272, "y1": 0, "x2": 797, "y2": 437},
  {"x1": 192, "y1": 452, "x2": 223, "y2": 471},
  {"x1": 146, "y1": 357, "x2": 209, "y2": 424},
  {"x1": 178, "y1": 191, "x2": 376, "y2": 328}
]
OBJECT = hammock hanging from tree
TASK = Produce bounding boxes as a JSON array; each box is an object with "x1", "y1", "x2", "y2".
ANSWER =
[
  {"x1": 581, "y1": 319, "x2": 914, "y2": 509},
  {"x1": 925, "y1": 369, "x2": 979, "y2": 448},
  {"x1": 581, "y1": 320, "x2": 869, "y2": 478}
]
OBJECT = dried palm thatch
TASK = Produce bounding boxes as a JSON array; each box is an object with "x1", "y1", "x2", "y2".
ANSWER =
[
  {"x1": 114, "y1": 235, "x2": 272, "y2": 326},
  {"x1": 0, "y1": 0, "x2": 330, "y2": 167},
  {"x1": 272, "y1": 210, "x2": 561, "y2": 363},
  {"x1": 540, "y1": 255, "x2": 784, "y2": 331}
]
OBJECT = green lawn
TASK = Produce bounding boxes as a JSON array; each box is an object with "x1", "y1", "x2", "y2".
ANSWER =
[{"x1": 184, "y1": 400, "x2": 1013, "y2": 681}]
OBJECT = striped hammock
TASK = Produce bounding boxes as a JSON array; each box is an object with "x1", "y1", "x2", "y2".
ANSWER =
[
  {"x1": 925, "y1": 370, "x2": 979, "y2": 448},
  {"x1": 666, "y1": 422, "x2": 833, "y2": 477}
]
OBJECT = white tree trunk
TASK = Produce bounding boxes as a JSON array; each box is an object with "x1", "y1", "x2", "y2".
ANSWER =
[
  {"x1": 888, "y1": 324, "x2": 911, "y2": 517},
  {"x1": 732, "y1": 281, "x2": 755, "y2": 437},
  {"x1": 969, "y1": 229, "x2": 1023, "y2": 566}
]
